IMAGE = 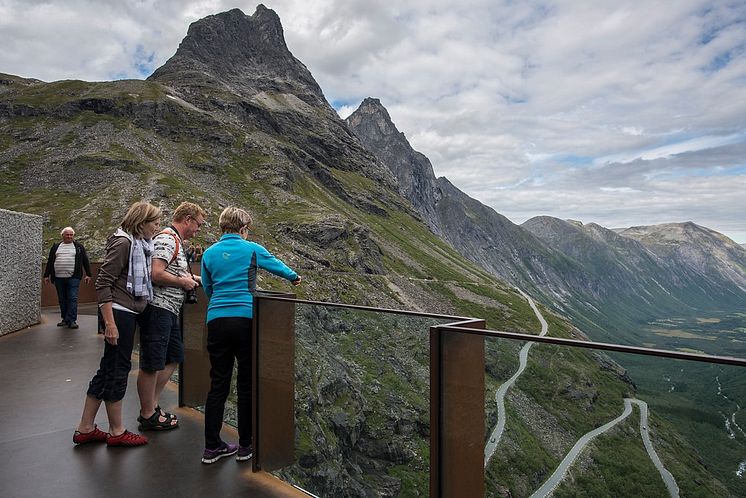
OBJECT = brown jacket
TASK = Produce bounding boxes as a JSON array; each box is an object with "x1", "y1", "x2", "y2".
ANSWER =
[{"x1": 95, "y1": 234, "x2": 149, "y2": 314}]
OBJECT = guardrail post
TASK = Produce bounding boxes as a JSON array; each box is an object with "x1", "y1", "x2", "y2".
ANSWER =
[
  {"x1": 253, "y1": 291, "x2": 296, "y2": 472},
  {"x1": 430, "y1": 320, "x2": 486, "y2": 497},
  {"x1": 179, "y1": 276, "x2": 210, "y2": 407}
]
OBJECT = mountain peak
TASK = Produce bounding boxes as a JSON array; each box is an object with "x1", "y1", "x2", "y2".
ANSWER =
[
  {"x1": 347, "y1": 97, "x2": 399, "y2": 138},
  {"x1": 160, "y1": 6, "x2": 286, "y2": 66},
  {"x1": 346, "y1": 98, "x2": 441, "y2": 231},
  {"x1": 149, "y1": 6, "x2": 325, "y2": 105},
  {"x1": 358, "y1": 97, "x2": 386, "y2": 111}
]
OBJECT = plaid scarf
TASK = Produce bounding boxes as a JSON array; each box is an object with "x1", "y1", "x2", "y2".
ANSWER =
[{"x1": 116, "y1": 228, "x2": 154, "y2": 301}]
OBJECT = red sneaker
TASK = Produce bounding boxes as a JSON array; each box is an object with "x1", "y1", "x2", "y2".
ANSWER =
[
  {"x1": 73, "y1": 425, "x2": 108, "y2": 445},
  {"x1": 106, "y1": 430, "x2": 148, "y2": 447}
]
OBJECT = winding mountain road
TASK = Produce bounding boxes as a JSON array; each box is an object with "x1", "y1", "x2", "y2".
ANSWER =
[
  {"x1": 530, "y1": 399, "x2": 679, "y2": 498},
  {"x1": 484, "y1": 288, "x2": 679, "y2": 497},
  {"x1": 530, "y1": 399, "x2": 634, "y2": 498},
  {"x1": 484, "y1": 288, "x2": 548, "y2": 466},
  {"x1": 630, "y1": 398, "x2": 680, "y2": 498}
]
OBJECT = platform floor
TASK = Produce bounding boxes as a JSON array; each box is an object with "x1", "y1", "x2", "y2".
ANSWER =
[{"x1": 0, "y1": 307, "x2": 307, "y2": 498}]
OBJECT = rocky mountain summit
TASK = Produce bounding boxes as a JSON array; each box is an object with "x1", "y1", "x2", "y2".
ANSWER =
[
  {"x1": 151, "y1": 6, "x2": 326, "y2": 106},
  {"x1": 345, "y1": 98, "x2": 442, "y2": 233},
  {"x1": 148, "y1": 5, "x2": 394, "y2": 188},
  {"x1": 346, "y1": 98, "x2": 585, "y2": 299}
]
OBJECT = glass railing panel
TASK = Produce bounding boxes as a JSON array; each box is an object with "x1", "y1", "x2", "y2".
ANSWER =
[
  {"x1": 178, "y1": 283, "x2": 211, "y2": 410},
  {"x1": 270, "y1": 302, "x2": 455, "y2": 497},
  {"x1": 481, "y1": 335, "x2": 746, "y2": 497}
]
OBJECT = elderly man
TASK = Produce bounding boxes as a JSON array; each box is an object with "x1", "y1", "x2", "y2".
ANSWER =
[{"x1": 44, "y1": 226, "x2": 92, "y2": 329}]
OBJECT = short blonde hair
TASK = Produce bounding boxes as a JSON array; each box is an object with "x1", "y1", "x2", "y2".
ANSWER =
[
  {"x1": 219, "y1": 207, "x2": 253, "y2": 234},
  {"x1": 121, "y1": 202, "x2": 162, "y2": 238},
  {"x1": 173, "y1": 202, "x2": 206, "y2": 223}
]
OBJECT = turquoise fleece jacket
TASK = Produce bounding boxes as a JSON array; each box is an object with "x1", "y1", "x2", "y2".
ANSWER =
[{"x1": 201, "y1": 234, "x2": 298, "y2": 323}]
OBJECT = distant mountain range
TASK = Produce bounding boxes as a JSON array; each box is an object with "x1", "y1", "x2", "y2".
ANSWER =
[
  {"x1": 347, "y1": 98, "x2": 746, "y2": 347},
  {"x1": 1, "y1": 5, "x2": 743, "y2": 496}
]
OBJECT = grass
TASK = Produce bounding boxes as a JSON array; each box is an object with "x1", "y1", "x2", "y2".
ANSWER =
[
  {"x1": 9, "y1": 78, "x2": 167, "y2": 107},
  {"x1": 622, "y1": 355, "x2": 746, "y2": 496},
  {"x1": 0, "y1": 154, "x2": 90, "y2": 247},
  {"x1": 552, "y1": 419, "x2": 669, "y2": 498}
]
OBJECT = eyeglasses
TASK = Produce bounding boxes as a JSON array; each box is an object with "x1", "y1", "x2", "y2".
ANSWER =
[{"x1": 190, "y1": 216, "x2": 204, "y2": 228}]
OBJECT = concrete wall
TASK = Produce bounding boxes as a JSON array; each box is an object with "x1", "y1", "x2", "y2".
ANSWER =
[{"x1": 0, "y1": 208, "x2": 42, "y2": 336}]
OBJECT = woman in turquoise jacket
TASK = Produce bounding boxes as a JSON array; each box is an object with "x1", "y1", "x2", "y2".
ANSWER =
[{"x1": 199, "y1": 206, "x2": 301, "y2": 464}]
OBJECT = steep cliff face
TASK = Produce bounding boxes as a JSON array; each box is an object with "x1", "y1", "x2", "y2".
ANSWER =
[
  {"x1": 345, "y1": 98, "x2": 442, "y2": 233},
  {"x1": 345, "y1": 99, "x2": 590, "y2": 307},
  {"x1": 148, "y1": 6, "x2": 394, "y2": 187},
  {"x1": 151, "y1": 6, "x2": 326, "y2": 106}
]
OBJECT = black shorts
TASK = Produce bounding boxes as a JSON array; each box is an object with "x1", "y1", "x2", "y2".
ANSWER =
[{"x1": 139, "y1": 305, "x2": 184, "y2": 371}]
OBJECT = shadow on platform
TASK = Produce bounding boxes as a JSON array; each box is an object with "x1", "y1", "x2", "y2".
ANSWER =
[{"x1": 0, "y1": 307, "x2": 306, "y2": 498}]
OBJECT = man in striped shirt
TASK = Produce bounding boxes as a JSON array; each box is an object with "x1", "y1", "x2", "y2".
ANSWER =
[
  {"x1": 136, "y1": 202, "x2": 205, "y2": 431},
  {"x1": 43, "y1": 226, "x2": 92, "y2": 329}
]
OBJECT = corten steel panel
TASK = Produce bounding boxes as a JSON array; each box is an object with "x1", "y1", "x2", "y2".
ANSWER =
[
  {"x1": 41, "y1": 263, "x2": 101, "y2": 307},
  {"x1": 253, "y1": 292, "x2": 296, "y2": 472},
  {"x1": 180, "y1": 263, "x2": 211, "y2": 408},
  {"x1": 431, "y1": 320, "x2": 486, "y2": 498}
]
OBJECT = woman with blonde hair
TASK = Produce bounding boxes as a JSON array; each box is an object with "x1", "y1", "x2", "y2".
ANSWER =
[
  {"x1": 199, "y1": 206, "x2": 301, "y2": 463},
  {"x1": 73, "y1": 201, "x2": 162, "y2": 447}
]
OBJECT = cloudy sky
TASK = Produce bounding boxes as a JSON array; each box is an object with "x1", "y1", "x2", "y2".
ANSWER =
[{"x1": 2, "y1": 1, "x2": 745, "y2": 242}]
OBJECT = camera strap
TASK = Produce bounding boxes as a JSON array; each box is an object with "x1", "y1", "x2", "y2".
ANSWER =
[{"x1": 157, "y1": 226, "x2": 196, "y2": 284}]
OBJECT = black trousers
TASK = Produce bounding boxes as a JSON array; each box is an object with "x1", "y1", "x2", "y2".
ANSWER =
[
  {"x1": 87, "y1": 308, "x2": 144, "y2": 402},
  {"x1": 204, "y1": 317, "x2": 252, "y2": 449}
]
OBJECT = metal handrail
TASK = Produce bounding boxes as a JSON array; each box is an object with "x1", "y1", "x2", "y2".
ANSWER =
[
  {"x1": 259, "y1": 295, "x2": 746, "y2": 366},
  {"x1": 257, "y1": 295, "x2": 473, "y2": 321},
  {"x1": 433, "y1": 324, "x2": 746, "y2": 367},
  {"x1": 254, "y1": 295, "x2": 746, "y2": 497}
]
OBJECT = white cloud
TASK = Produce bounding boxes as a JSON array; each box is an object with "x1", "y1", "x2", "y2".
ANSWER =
[
  {"x1": 0, "y1": 0, "x2": 744, "y2": 242},
  {"x1": 596, "y1": 132, "x2": 746, "y2": 165},
  {"x1": 335, "y1": 104, "x2": 357, "y2": 120}
]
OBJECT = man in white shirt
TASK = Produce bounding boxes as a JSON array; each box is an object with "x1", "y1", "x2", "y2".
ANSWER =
[{"x1": 43, "y1": 227, "x2": 92, "y2": 329}]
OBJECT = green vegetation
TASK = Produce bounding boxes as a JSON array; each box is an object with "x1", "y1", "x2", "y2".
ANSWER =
[
  {"x1": 622, "y1": 354, "x2": 746, "y2": 496},
  {"x1": 486, "y1": 404, "x2": 560, "y2": 497},
  {"x1": 9, "y1": 78, "x2": 166, "y2": 107},
  {"x1": 553, "y1": 419, "x2": 669, "y2": 498},
  {"x1": 0, "y1": 153, "x2": 90, "y2": 246}
]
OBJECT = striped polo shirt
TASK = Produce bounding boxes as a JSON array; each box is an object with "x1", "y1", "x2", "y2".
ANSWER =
[{"x1": 54, "y1": 242, "x2": 76, "y2": 278}]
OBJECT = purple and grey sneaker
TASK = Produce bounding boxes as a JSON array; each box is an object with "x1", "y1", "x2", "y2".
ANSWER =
[
  {"x1": 201, "y1": 442, "x2": 238, "y2": 464},
  {"x1": 236, "y1": 445, "x2": 253, "y2": 461}
]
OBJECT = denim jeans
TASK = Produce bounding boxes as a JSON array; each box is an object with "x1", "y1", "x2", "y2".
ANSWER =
[
  {"x1": 54, "y1": 277, "x2": 81, "y2": 323},
  {"x1": 204, "y1": 317, "x2": 252, "y2": 449}
]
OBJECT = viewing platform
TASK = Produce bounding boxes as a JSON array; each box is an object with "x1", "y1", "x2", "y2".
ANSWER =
[{"x1": 0, "y1": 305, "x2": 306, "y2": 498}]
